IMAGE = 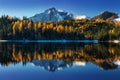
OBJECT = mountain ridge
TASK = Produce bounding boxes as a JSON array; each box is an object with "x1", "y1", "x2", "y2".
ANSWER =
[
  {"x1": 29, "y1": 7, "x2": 74, "y2": 22},
  {"x1": 92, "y1": 11, "x2": 119, "y2": 20},
  {"x1": 29, "y1": 8, "x2": 119, "y2": 22}
]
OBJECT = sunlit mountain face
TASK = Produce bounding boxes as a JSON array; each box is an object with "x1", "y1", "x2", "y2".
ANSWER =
[
  {"x1": 0, "y1": 42, "x2": 120, "y2": 72},
  {"x1": 29, "y1": 7, "x2": 74, "y2": 22}
]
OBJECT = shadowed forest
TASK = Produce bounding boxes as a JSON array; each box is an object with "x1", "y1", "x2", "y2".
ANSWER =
[{"x1": 0, "y1": 15, "x2": 120, "y2": 40}]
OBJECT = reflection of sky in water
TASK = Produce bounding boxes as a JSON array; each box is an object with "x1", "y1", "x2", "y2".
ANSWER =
[{"x1": 0, "y1": 62, "x2": 119, "y2": 80}]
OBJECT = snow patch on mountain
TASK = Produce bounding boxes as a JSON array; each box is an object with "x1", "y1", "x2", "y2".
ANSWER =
[{"x1": 58, "y1": 9, "x2": 64, "y2": 12}]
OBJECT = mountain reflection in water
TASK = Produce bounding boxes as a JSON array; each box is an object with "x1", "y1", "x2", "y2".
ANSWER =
[{"x1": 0, "y1": 42, "x2": 120, "y2": 72}]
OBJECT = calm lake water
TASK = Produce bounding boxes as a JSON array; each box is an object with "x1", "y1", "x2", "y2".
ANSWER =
[{"x1": 0, "y1": 42, "x2": 119, "y2": 80}]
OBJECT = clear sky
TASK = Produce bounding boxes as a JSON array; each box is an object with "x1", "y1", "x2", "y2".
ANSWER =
[{"x1": 0, "y1": 0, "x2": 120, "y2": 18}]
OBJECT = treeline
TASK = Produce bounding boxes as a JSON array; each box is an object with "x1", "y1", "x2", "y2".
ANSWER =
[{"x1": 0, "y1": 15, "x2": 120, "y2": 40}]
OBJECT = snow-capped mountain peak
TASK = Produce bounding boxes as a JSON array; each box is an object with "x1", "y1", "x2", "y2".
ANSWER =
[
  {"x1": 45, "y1": 7, "x2": 57, "y2": 14},
  {"x1": 29, "y1": 7, "x2": 74, "y2": 22}
]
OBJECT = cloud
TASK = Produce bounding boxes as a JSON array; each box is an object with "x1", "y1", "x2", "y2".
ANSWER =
[
  {"x1": 73, "y1": 61, "x2": 86, "y2": 66},
  {"x1": 114, "y1": 18, "x2": 120, "y2": 22},
  {"x1": 74, "y1": 15, "x2": 86, "y2": 19},
  {"x1": 114, "y1": 14, "x2": 120, "y2": 21},
  {"x1": 114, "y1": 60, "x2": 120, "y2": 65}
]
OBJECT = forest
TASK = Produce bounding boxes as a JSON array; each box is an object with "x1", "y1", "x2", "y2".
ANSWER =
[{"x1": 0, "y1": 15, "x2": 120, "y2": 40}]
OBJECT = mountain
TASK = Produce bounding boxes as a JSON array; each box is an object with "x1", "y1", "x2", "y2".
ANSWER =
[
  {"x1": 29, "y1": 7, "x2": 74, "y2": 22},
  {"x1": 92, "y1": 11, "x2": 119, "y2": 20},
  {"x1": 32, "y1": 60, "x2": 72, "y2": 72},
  {"x1": 31, "y1": 59, "x2": 117, "y2": 71},
  {"x1": 29, "y1": 8, "x2": 119, "y2": 22},
  {"x1": 32, "y1": 60, "x2": 85, "y2": 72},
  {"x1": 93, "y1": 61, "x2": 118, "y2": 70}
]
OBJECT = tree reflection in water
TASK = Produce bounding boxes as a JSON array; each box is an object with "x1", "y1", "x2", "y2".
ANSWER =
[{"x1": 0, "y1": 42, "x2": 120, "y2": 72}]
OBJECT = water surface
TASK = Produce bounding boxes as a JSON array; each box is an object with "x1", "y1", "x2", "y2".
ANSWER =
[{"x1": 0, "y1": 42, "x2": 119, "y2": 80}]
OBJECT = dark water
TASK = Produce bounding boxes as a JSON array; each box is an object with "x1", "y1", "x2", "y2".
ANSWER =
[{"x1": 0, "y1": 42, "x2": 120, "y2": 80}]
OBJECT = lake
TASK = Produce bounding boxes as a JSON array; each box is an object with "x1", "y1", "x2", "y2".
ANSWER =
[{"x1": 0, "y1": 42, "x2": 119, "y2": 80}]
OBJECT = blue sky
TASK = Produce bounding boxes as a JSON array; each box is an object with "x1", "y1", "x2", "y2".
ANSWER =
[{"x1": 0, "y1": 0, "x2": 120, "y2": 18}]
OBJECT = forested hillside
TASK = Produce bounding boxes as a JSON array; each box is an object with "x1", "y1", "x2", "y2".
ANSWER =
[{"x1": 0, "y1": 15, "x2": 120, "y2": 40}]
